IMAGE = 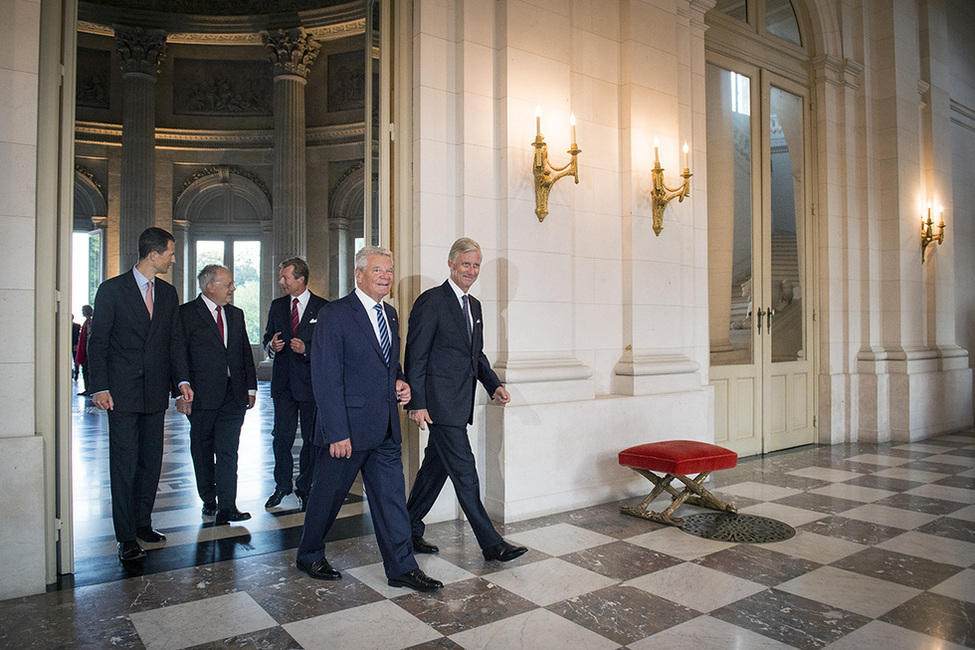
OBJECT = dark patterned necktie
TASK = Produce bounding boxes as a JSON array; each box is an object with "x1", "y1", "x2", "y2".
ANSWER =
[
  {"x1": 374, "y1": 304, "x2": 391, "y2": 364},
  {"x1": 291, "y1": 297, "x2": 299, "y2": 334},
  {"x1": 462, "y1": 294, "x2": 472, "y2": 342}
]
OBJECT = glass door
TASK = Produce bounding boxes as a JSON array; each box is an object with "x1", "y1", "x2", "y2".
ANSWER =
[
  {"x1": 193, "y1": 238, "x2": 262, "y2": 344},
  {"x1": 707, "y1": 60, "x2": 815, "y2": 457}
]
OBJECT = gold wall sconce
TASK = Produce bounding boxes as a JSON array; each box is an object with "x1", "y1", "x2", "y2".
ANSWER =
[
  {"x1": 921, "y1": 202, "x2": 946, "y2": 263},
  {"x1": 533, "y1": 106, "x2": 581, "y2": 222},
  {"x1": 649, "y1": 137, "x2": 692, "y2": 236}
]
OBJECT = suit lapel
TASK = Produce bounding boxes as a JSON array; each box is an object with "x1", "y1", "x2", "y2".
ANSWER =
[
  {"x1": 123, "y1": 271, "x2": 152, "y2": 336},
  {"x1": 443, "y1": 281, "x2": 472, "y2": 351},
  {"x1": 347, "y1": 293, "x2": 388, "y2": 364},
  {"x1": 194, "y1": 296, "x2": 224, "y2": 345}
]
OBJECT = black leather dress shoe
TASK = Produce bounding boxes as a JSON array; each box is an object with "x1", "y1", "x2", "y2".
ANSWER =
[
  {"x1": 117, "y1": 540, "x2": 146, "y2": 562},
  {"x1": 411, "y1": 535, "x2": 439, "y2": 554},
  {"x1": 265, "y1": 489, "x2": 291, "y2": 508},
  {"x1": 296, "y1": 558, "x2": 341, "y2": 580},
  {"x1": 387, "y1": 568, "x2": 443, "y2": 592},
  {"x1": 216, "y1": 508, "x2": 251, "y2": 525},
  {"x1": 136, "y1": 527, "x2": 166, "y2": 543},
  {"x1": 483, "y1": 541, "x2": 528, "y2": 562},
  {"x1": 202, "y1": 502, "x2": 217, "y2": 517}
]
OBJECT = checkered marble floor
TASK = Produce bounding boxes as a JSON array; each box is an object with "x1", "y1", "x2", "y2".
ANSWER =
[{"x1": 2, "y1": 387, "x2": 973, "y2": 649}]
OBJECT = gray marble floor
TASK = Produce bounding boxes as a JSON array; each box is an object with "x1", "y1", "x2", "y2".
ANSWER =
[{"x1": 1, "y1": 384, "x2": 972, "y2": 649}]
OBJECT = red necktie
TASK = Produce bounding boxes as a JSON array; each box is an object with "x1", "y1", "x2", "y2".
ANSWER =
[
  {"x1": 144, "y1": 279, "x2": 153, "y2": 318},
  {"x1": 215, "y1": 305, "x2": 224, "y2": 343},
  {"x1": 291, "y1": 297, "x2": 300, "y2": 334}
]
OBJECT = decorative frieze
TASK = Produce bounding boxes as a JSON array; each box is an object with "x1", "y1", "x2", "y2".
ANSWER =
[
  {"x1": 176, "y1": 166, "x2": 271, "y2": 204},
  {"x1": 114, "y1": 25, "x2": 167, "y2": 76},
  {"x1": 262, "y1": 28, "x2": 320, "y2": 79}
]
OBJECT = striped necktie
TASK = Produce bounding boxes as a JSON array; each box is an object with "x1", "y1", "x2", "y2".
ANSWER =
[
  {"x1": 374, "y1": 304, "x2": 390, "y2": 364},
  {"x1": 291, "y1": 297, "x2": 299, "y2": 334}
]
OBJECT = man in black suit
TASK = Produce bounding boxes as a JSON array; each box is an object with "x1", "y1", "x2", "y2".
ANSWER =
[
  {"x1": 405, "y1": 238, "x2": 527, "y2": 562},
  {"x1": 88, "y1": 227, "x2": 193, "y2": 562},
  {"x1": 262, "y1": 257, "x2": 327, "y2": 510},
  {"x1": 296, "y1": 246, "x2": 443, "y2": 593},
  {"x1": 176, "y1": 265, "x2": 258, "y2": 525}
]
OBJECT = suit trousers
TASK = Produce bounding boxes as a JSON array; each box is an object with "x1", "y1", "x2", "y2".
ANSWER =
[
  {"x1": 188, "y1": 379, "x2": 247, "y2": 509},
  {"x1": 271, "y1": 393, "x2": 317, "y2": 496},
  {"x1": 406, "y1": 423, "x2": 503, "y2": 550},
  {"x1": 107, "y1": 409, "x2": 165, "y2": 542},
  {"x1": 297, "y1": 433, "x2": 418, "y2": 579}
]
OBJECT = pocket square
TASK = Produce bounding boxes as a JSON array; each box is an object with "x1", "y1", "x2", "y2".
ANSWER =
[{"x1": 310, "y1": 319, "x2": 317, "y2": 323}]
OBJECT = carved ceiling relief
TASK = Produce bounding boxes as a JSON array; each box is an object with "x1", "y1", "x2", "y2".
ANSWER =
[
  {"x1": 173, "y1": 58, "x2": 273, "y2": 116},
  {"x1": 76, "y1": 47, "x2": 111, "y2": 109}
]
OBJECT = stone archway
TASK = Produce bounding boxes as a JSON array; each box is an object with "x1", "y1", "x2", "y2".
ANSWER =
[{"x1": 328, "y1": 161, "x2": 366, "y2": 297}]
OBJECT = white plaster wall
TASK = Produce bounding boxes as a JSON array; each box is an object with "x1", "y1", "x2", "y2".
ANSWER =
[
  {"x1": 411, "y1": 0, "x2": 711, "y2": 523},
  {"x1": 0, "y1": 0, "x2": 46, "y2": 600}
]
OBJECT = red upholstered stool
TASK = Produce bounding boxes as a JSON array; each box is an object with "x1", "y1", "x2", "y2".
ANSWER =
[{"x1": 619, "y1": 440, "x2": 738, "y2": 527}]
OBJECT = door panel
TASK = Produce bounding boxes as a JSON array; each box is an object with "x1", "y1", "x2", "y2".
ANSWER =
[{"x1": 707, "y1": 61, "x2": 815, "y2": 458}]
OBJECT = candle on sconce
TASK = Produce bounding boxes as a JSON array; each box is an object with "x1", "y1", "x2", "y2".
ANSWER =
[
  {"x1": 569, "y1": 112, "x2": 576, "y2": 145},
  {"x1": 653, "y1": 136, "x2": 660, "y2": 165},
  {"x1": 938, "y1": 205, "x2": 945, "y2": 228},
  {"x1": 536, "y1": 105, "x2": 542, "y2": 137},
  {"x1": 683, "y1": 141, "x2": 689, "y2": 169},
  {"x1": 926, "y1": 201, "x2": 932, "y2": 225}
]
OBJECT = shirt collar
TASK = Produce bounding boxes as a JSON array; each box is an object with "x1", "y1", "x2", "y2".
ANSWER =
[
  {"x1": 132, "y1": 267, "x2": 152, "y2": 289},
  {"x1": 291, "y1": 288, "x2": 309, "y2": 307},
  {"x1": 200, "y1": 293, "x2": 219, "y2": 312},
  {"x1": 354, "y1": 286, "x2": 382, "y2": 312},
  {"x1": 446, "y1": 278, "x2": 469, "y2": 302}
]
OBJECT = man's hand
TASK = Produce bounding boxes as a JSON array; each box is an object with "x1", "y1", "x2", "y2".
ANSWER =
[
  {"x1": 492, "y1": 386, "x2": 511, "y2": 406},
  {"x1": 395, "y1": 380, "x2": 411, "y2": 405},
  {"x1": 289, "y1": 337, "x2": 306, "y2": 355},
  {"x1": 247, "y1": 394, "x2": 256, "y2": 409},
  {"x1": 409, "y1": 409, "x2": 434, "y2": 430},
  {"x1": 180, "y1": 384, "x2": 194, "y2": 403},
  {"x1": 93, "y1": 391, "x2": 114, "y2": 411},
  {"x1": 330, "y1": 438, "x2": 352, "y2": 458},
  {"x1": 176, "y1": 396, "x2": 192, "y2": 416},
  {"x1": 269, "y1": 331, "x2": 285, "y2": 353}
]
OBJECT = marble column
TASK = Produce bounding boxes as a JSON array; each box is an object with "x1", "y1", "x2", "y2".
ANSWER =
[
  {"x1": 262, "y1": 28, "x2": 320, "y2": 272},
  {"x1": 115, "y1": 26, "x2": 166, "y2": 272}
]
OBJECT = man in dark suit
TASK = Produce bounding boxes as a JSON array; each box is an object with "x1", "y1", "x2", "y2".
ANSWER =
[
  {"x1": 262, "y1": 257, "x2": 327, "y2": 510},
  {"x1": 176, "y1": 265, "x2": 257, "y2": 525},
  {"x1": 296, "y1": 246, "x2": 443, "y2": 593},
  {"x1": 405, "y1": 238, "x2": 527, "y2": 562},
  {"x1": 88, "y1": 227, "x2": 193, "y2": 563}
]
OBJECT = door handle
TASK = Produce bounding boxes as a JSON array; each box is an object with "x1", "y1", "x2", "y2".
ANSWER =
[
  {"x1": 767, "y1": 308, "x2": 775, "y2": 334},
  {"x1": 756, "y1": 307, "x2": 764, "y2": 335}
]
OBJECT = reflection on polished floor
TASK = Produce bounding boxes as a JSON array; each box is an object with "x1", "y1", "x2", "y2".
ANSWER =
[{"x1": 1, "y1": 383, "x2": 973, "y2": 649}]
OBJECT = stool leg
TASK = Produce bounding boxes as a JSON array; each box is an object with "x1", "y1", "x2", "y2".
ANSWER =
[
  {"x1": 620, "y1": 470, "x2": 687, "y2": 527},
  {"x1": 676, "y1": 472, "x2": 738, "y2": 514}
]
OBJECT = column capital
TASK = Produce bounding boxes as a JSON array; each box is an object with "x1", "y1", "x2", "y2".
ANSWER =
[
  {"x1": 114, "y1": 25, "x2": 167, "y2": 76},
  {"x1": 262, "y1": 28, "x2": 321, "y2": 79}
]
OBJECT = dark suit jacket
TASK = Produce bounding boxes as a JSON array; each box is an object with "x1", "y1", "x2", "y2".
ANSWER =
[
  {"x1": 177, "y1": 296, "x2": 257, "y2": 410},
  {"x1": 311, "y1": 292, "x2": 406, "y2": 451},
  {"x1": 87, "y1": 270, "x2": 190, "y2": 413},
  {"x1": 405, "y1": 281, "x2": 502, "y2": 426},
  {"x1": 262, "y1": 291, "x2": 327, "y2": 401}
]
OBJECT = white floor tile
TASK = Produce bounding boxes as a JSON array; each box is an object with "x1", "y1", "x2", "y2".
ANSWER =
[
  {"x1": 923, "y1": 454, "x2": 975, "y2": 467},
  {"x1": 449, "y1": 608, "x2": 618, "y2": 650},
  {"x1": 838, "y1": 503, "x2": 940, "y2": 529},
  {"x1": 892, "y1": 443, "x2": 965, "y2": 454},
  {"x1": 947, "y1": 504, "x2": 975, "y2": 522},
  {"x1": 844, "y1": 453, "x2": 911, "y2": 467},
  {"x1": 808, "y1": 484, "x2": 896, "y2": 503},
  {"x1": 284, "y1": 600, "x2": 441, "y2": 650},
  {"x1": 485, "y1": 557, "x2": 616, "y2": 606},
  {"x1": 506, "y1": 523, "x2": 616, "y2": 556},
  {"x1": 787, "y1": 467, "x2": 864, "y2": 482},
  {"x1": 738, "y1": 502, "x2": 827, "y2": 527},
  {"x1": 344, "y1": 557, "x2": 474, "y2": 599},
  {"x1": 625, "y1": 562, "x2": 766, "y2": 612},
  {"x1": 717, "y1": 481, "x2": 803, "y2": 502},
  {"x1": 929, "y1": 568, "x2": 975, "y2": 604},
  {"x1": 823, "y1": 619, "x2": 969, "y2": 650},
  {"x1": 777, "y1": 566, "x2": 920, "y2": 618},
  {"x1": 870, "y1": 467, "x2": 949, "y2": 482},
  {"x1": 878, "y1": 531, "x2": 975, "y2": 567},
  {"x1": 904, "y1": 484, "x2": 975, "y2": 504},
  {"x1": 633, "y1": 615, "x2": 796, "y2": 650},
  {"x1": 626, "y1": 525, "x2": 736, "y2": 561},
  {"x1": 762, "y1": 531, "x2": 867, "y2": 564},
  {"x1": 130, "y1": 592, "x2": 276, "y2": 650}
]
